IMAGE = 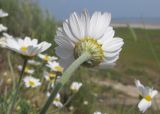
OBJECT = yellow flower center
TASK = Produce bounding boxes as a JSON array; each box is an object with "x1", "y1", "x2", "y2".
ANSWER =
[
  {"x1": 49, "y1": 72, "x2": 56, "y2": 78},
  {"x1": 48, "y1": 72, "x2": 56, "y2": 81},
  {"x1": 25, "y1": 67, "x2": 29, "y2": 73},
  {"x1": 54, "y1": 66, "x2": 63, "y2": 72},
  {"x1": 20, "y1": 46, "x2": 27, "y2": 51},
  {"x1": 74, "y1": 37, "x2": 104, "y2": 67},
  {"x1": 28, "y1": 80, "x2": 35, "y2": 87},
  {"x1": 144, "y1": 95, "x2": 152, "y2": 101},
  {"x1": 54, "y1": 98, "x2": 60, "y2": 102},
  {"x1": 44, "y1": 55, "x2": 50, "y2": 61}
]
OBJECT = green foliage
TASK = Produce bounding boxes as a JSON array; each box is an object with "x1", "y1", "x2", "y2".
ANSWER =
[
  {"x1": 0, "y1": 0, "x2": 57, "y2": 53},
  {"x1": 1, "y1": 0, "x2": 160, "y2": 114},
  {"x1": 17, "y1": 98, "x2": 31, "y2": 114}
]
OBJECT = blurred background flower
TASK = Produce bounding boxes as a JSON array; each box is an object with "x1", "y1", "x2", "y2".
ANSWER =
[{"x1": 0, "y1": 0, "x2": 160, "y2": 114}]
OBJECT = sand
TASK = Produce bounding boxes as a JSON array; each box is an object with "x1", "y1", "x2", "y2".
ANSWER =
[{"x1": 111, "y1": 22, "x2": 160, "y2": 29}]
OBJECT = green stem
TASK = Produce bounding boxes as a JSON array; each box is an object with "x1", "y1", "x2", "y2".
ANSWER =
[
  {"x1": 7, "y1": 58, "x2": 28, "y2": 114},
  {"x1": 126, "y1": 104, "x2": 137, "y2": 114},
  {"x1": 7, "y1": 52, "x2": 16, "y2": 90},
  {"x1": 39, "y1": 52, "x2": 91, "y2": 114}
]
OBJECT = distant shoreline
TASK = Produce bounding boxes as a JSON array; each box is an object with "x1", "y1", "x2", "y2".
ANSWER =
[{"x1": 111, "y1": 22, "x2": 160, "y2": 29}]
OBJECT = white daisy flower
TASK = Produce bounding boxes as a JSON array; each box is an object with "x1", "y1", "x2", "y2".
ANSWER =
[
  {"x1": 93, "y1": 111, "x2": 102, "y2": 114},
  {"x1": 43, "y1": 71, "x2": 56, "y2": 81},
  {"x1": 0, "y1": 9, "x2": 8, "y2": 18},
  {"x1": 0, "y1": 33, "x2": 51, "y2": 57},
  {"x1": 28, "y1": 60, "x2": 41, "y2": 66},
  {"x1": 0, "y1": 24, "x2": 7, "y2": 32},
  {"x1": 83, "y1": 101, "x2": 89, "y2": 105},
  {"x1": 47, "y1": 92, "x2": 63, "y2": 108},
  {"x1": 23, "y1": 76, "x2": 41, "y2": 88},
  {"x1": 17, "y1": 65, "x2": 35, "y2": 74},
  {"x1": 55, "y1": 11, "x2": 124, "y2": 69},
  {"x1": 70, "y1": 82, "x2": 82, "y2": 92},
  {"x1": 38, "y1": 54, "x2": 58, "y2": 62},
  {"x1": 44, "y1": 72, "x2": 61, "y2": 87},
  {"x1": 46, "y1": 61, "x2": 63, "y2": 72},
  {"x1": 135, "y1": 80, "x2": 158, "y2": 113},
  {"x1": 69, "y1": 106, "x2": 74, "y2": 111}
]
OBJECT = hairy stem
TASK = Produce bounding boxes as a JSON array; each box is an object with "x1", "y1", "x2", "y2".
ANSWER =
[
  {"x1": 39, "y1": 52, "x2": 91, "y2": 114},
  {"x1": 7, "y1": 58, "x2": 28, "y2": 114}
]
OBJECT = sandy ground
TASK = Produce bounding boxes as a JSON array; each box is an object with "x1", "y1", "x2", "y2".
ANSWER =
[
  {"x1": 111, "y1": 22, "x2": 160, "y2": 29},
  {"x1": 92, "y1": 78, "x2": 160, "y2": 110}
]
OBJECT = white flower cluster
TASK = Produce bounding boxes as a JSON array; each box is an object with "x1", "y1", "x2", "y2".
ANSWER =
[
  {"x1": 93, "y1": 112, "x2": 102, "y2": 114},
  {"x1": 0, "y1": 9, "x2": 8, "y2": 33},
  {"x1": 70, "y1": 82, "x2": 82, "y2": 92},
  {"x1": 0, "y1": 35, "x2": 51, "y2": 57},
  {"x1": 47, "y1": 92, "x2": 63, "y2": 108},
  {"x1": 23, "y1": 76, "x2": 41, "y2": 88},
  {"x1": 0, "y1": 9, "x2": 8, "y2": 47},
  {"x1": 0, "y1": 9, "x2": 64, "y2": 89},
  {"x1": 0, "y1": 8, "x2": 158, "y2": 114}
]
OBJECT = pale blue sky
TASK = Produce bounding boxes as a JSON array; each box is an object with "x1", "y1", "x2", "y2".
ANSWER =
[{"x1": 39, "y1": 0, "x2": 160, "y2": 20}]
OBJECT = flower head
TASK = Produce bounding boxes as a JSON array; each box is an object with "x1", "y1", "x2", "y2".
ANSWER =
[
  {"x1": 47, "y1": 92, "x2": 63, "y2": 108},
  {"x1": 43, "y1": 71, "x2": 56, "y2": 81},
  {"x1": 17, "y1": 65, "x2": 35, "y2": 75},
  {"x1": 69, "y1": 106, "x2": 74, "y2": 111},
  {"x1": 55, "y1": 11, "x2": 124, "y2": 68},
  {"x1": 28, "y1": 60, "x2": 41, "y2": 66},
  {"x1": 23, "y1": 76, "x2": 41, "y2": 88},
  {"x1": 38, "y1": 54, "x2": 58, "y2": 62},
  {"x1": 0, "y1": 33, "x2": 51, "y2": 57},
  {"x1": 70, "y1": 82, "x2": 82, "y2": 92},
  {"x1": 83, "y1": 101, "x2": 89, "y2": 105},
  {"x1": 93, "y1": 111, "x2": 102, "y2": 114},
  {"x1": 135, "y1": 80, "x2": 158, "y2": 113},
  {"x1": 46, "y1": 61, "x2": 63, "y2": 72},
  {"x1": 0, "y1": 9, "x2": 8, "y2": 18}
]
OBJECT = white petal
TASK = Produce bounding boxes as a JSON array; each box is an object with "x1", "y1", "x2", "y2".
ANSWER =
[
  {"x1": 89, "y1": 12, "x2": 111, "y2": 39},
  {"x1": 0, "y1": 37, "x2": 6, "y2": 47},
  {"x1": 135, "y1": 80, "x2": 152, "y2": 97},
  {"x1": 0, "y1": 24, "x2": 7, "y2": 32},
  {"x1": 151, "y1": 90, "x2": 158, "y2": 98},
  {"x1": 0, "y1": 9, "x2": 8, "y2": 17},
  {"x1": 103, "y1": 12, "x2": 111, "y2": 27},
  {"x1": 138, "y1": 99, "x2": 152, "y2": 113},
  {"x1": 24, "y1": 37, "x2": 32, "y2": 45},
  {"x1": 56, "y1": 27, "x2": 74, "y2": 44},
  {"x1": 63, "y1": 21, "x2": 78, "y2": 43},
  {"x1": 38, "y1": 42, "x2": 51, "y2": 52},
  {"x1": 55, "y1": 46, "x2": 74, "y2": 59},
  {"x1": 55, "y1": 36, "x2": 74, "y2": 48},
  {"x1": 88, "y1": 12, "x2": 101, "y2": 38},
  {"x1": 59, "y1": 55, "x2": 75, "y2": 69},
  {"x1": 31, "y1": 39, "x2": 38, "y2": 45},
  {"x1": 26, "y1": 46, "x2": 37, "y2": 56},
  {"x1": 104, "y1": 48, "x2": 122, "y2": 58},
  {"x1": 98, "y1": 27, "x2": 114, "y2": 44},
  {"x1": 103, "y1": 37, "x2": 124, "y2": 52},
  {"x1": 6, "y1": 38, "x2": 19, "y2": 50},
  {"x1": 103, "y1": 55, "x2": 119, "y2": 64},
  {"x1": 81, "y1": 10, "x2": 90, "y2": 36},
  {"x1": 69, "y1": 12, "x2": 84, "y2": 38},
  {"x1": 135, "y1": 80, "x2": 145, "y2": 96},
  {"x1": 98, "y1": 62, "x2": 115, "y2": 69}
]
